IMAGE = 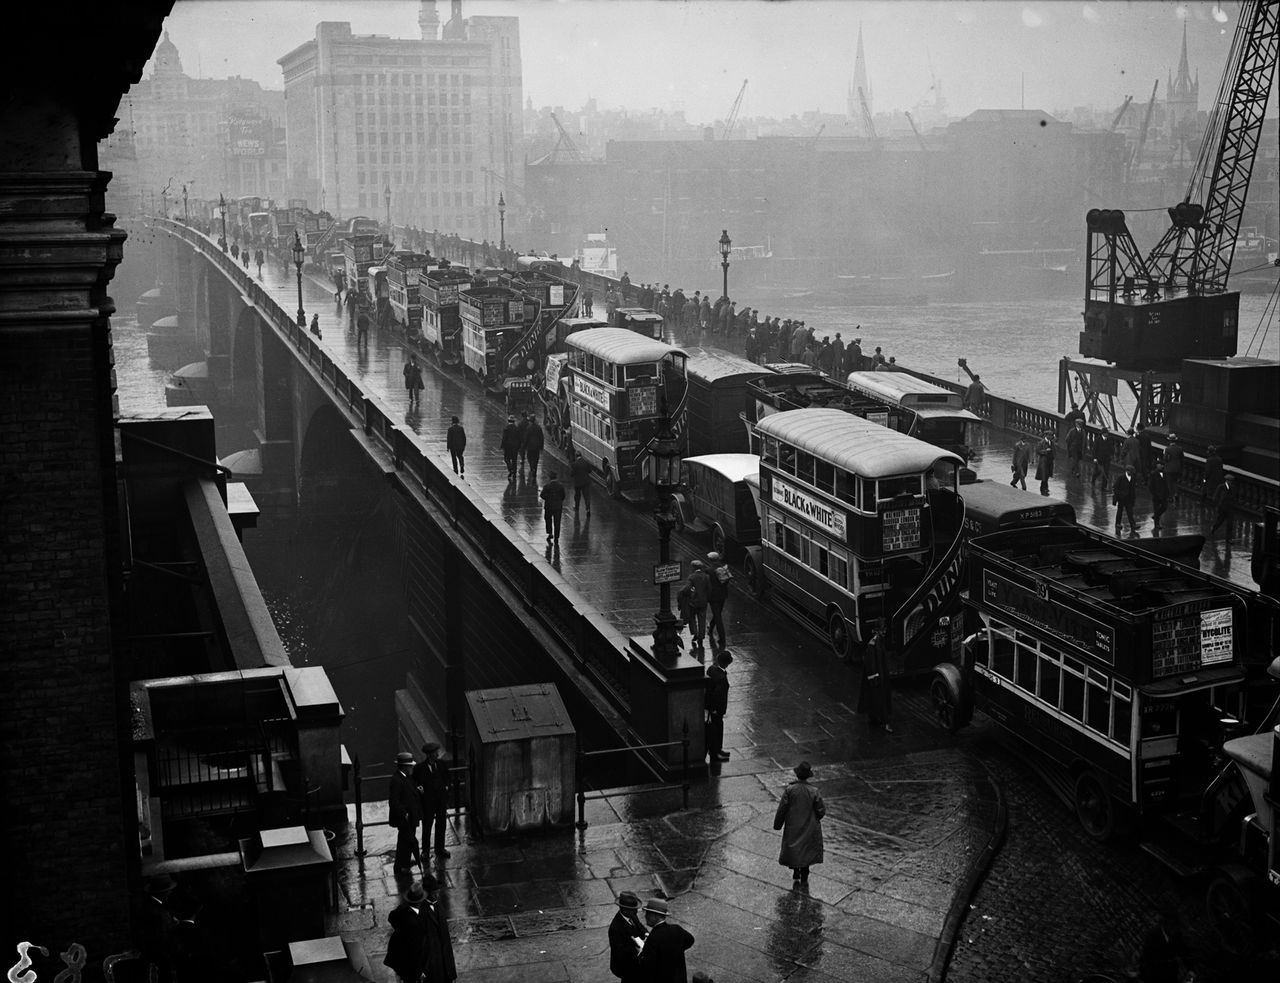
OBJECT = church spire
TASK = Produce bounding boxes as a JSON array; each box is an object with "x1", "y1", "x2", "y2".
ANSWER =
[
  {"x1": 852, "y1": 24, "x2": 871, "y2": 116},
  {"x1": 1173, "y1": 21, "x2": 1193, "y2": 95}
]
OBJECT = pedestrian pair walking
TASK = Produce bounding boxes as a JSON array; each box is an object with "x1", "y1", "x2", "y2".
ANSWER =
[{"x1": 383, "y1": 875, "x2": 456, "y2": 983}]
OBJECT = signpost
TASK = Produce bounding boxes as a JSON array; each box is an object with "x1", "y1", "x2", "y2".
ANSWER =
[{"x1": 653, "y1": 561, "x2": 682, "y2": 585}]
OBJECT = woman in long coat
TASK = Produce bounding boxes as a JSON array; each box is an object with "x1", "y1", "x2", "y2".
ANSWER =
[
  {"x1": 1034, "y1": 430, "x2": 1055, "y2": 495},
  {"x1": 774, "y1": 761, "x2": 825, "y2": 883}
]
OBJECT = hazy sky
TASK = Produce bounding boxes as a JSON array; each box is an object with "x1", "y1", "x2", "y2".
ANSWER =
[{"x1": 156, "y1": 1, "x2": 1244, "y2": 122}]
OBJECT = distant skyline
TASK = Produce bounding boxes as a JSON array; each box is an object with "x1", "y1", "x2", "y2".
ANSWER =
[{"x1": 153, "y1": 1, "x2": 1249, "y2": 124}]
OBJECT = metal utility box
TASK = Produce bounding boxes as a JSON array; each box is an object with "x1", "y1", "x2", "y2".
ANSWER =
[{"x1": 465, "y1": 684, "x2": 576, "y2": 834}]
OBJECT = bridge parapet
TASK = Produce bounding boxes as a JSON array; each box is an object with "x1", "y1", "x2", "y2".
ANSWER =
[{"x1": 153, "y1": 219, "x2": 695, "y2": 766}]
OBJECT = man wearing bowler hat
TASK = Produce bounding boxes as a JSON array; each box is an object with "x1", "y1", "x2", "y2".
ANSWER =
[
  {"x1": 389, "y1": 751, "x2": 424, "y2": 873},
  {"x1": 637, "y1": 897, "x2": 694, "y2": 982},
  {"x1": 608, "y1": 891, "x2": 648, "y2": 982},
  {"x1": 413, "y1": 742, "x2": 451, "y2": 859},
  {"x1": 383, "y1": 881, "x2": 429, "y2": 983}
]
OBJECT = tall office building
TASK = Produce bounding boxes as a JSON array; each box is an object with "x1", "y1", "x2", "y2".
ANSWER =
[{"x1": 278, "y1": 0, "x2": 522, "y2": 240}]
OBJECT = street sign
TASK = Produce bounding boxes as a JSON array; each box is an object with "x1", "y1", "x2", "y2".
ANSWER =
[{"x1": 653, "y1": 561, "x2": 682, "y2": 585}]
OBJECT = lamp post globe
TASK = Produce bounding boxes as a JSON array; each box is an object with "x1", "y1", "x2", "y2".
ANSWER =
[
  {"x1": 217, "y1": 193, "x2": 228, "y2": 252},
  {"x1": 650, "y1": 415, "x2": 684, "y2": 663},
  {"x1": 292, "y1": 231, "x2": 306, "y2": 328},
  {"x1": 718, "y1": 229, "x2": 732, "y2": 303},
  {"x1": 498, "y1": 192, "x2": 506, "y2": 252}
]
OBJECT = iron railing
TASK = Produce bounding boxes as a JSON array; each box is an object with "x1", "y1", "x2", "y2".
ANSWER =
[{"x1": 574, "y1": 720, "x2": 691, "y2": 831}]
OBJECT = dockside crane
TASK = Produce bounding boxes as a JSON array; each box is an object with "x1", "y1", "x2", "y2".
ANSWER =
[
  {"x1": 904, "y1": 111, "x2": 928, "y2": 152},
  {"x1": 721, "y1": 79, "x2": 748, "y2": 140},
  {"x1": 547, "y1": 113, "x2": 585, "y2": 164},
  {"x1": 1130, "y1": 80, "x2": 1160, "y2": 172},
  {"x1": 1072, "y1": 0, "x2": 1278, "y2": 428},
  {"x1": 857, "y1": 87, "x2": 880, "y2": 148},
  {"x1": 1109, "y1": 94, "x2": 1134, "y2": 131}
]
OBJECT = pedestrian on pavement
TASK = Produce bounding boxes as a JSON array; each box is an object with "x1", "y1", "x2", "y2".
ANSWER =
[
  {"x1": 419, "y1": 873, "x2": 457, "y2": 983},
  {"x1": 1064, "y1": 401, "x2": 1086, "y2": 429},
  {"x1": 744, "y1": 329, "x2": 761, "y2": 364},
  {"x1": 254, "y1": 249, "x2": 264, "y2": 278},
  {"x1": 963, "y1": 374, "x2": 986, "y2": 413},
  {"x1": 412, "y1": 742, "x2": 451, "y2": 859},
  {"x1": 1009, "y1": 436, "x2": 1030, "y2": 490},
  {"x1": 858, "y1": 622, "x2": 893, "y2": 732},
  {"x1": 704, "y1": 651, "x2": 732, "y2": 762},
  {"x1": 1089, "y1": 430, "x2": 1114, "y2": 493},
  {"x1": 1120, "y1": 427, "x2": 1142, "y2": 475},
  {"x1": 636, "y1": 898, "x2": 694, "y2": 983},
  {"x1": 1034, "y1": 430, "x2": 1055, "y2": 496},
  {"x1": 500, "y1": 415, "x2": 522, "y2": 481},
  {"x1": 705, "y1": 551, "x2": 731, "y2": 650},
  {"x1": 1149, "y1": 462, "x2": 1169, "y2": 530},
  {"x1": 1136, "y1": 422, "x2": 1155, "y2": 482},
  {"x1": 1210, "y1": 473, "x2": 1237, "y2": 540},
  {"x1": 524, "y1": 414, "x2": 545, "y2": 479},
  {"x1": 830, "y1": 333, "x2": 845, "y2": 374},
  {"x1": 540, "y1": 471, "x2": 567, "y2": 544},
  {"x1": 1162, "y1": 433, "x2": 1185, "y2": 503},
  {"x1": 870, "y1": 346, "x2": 886, "y2": 369},
  {"x1": 356, "y1": 312, "x2": 370, "y2": 348},
  {"x1": 1066, "y1": 419, "x2": 1086, "y2": 478},
  {"x1": 309, "y1": 312, "x2": 321, "y2": 339},
  {"x1": 446, "y1": 416, "x2": 466, "y2": 475},
  {"x1": 403, "y1": 355, "x2": 423, "y2": 409},
  {"x1": 685, "y1": 560, "x2": 710, "y2": 648},
  {"x1": 774, "y1": 761, "x2": 825, "y2": 884},
  {"x1": 383, "y1": 882, "x2": 429, "y2": 983},
  {"x1": 1201, "y1": 445, "x2": 1223, "y2": 506},
  {"x1": 1113, "y1": 465, "x2": 1139, "y2": 534},
  {"x1": 516, "y1": 411, "x2": 531, "y2": 471},
  {"x1": 570, "y1": 449, "x2": 593, "y2": 514},
  {"x1": 608, "y1": 892, "x2": 648, "y2": 983},
  {"x1": 583, "y1": 286, "x2": 594, "y2": 316},
  {"x1": 848, "y1": 335, "x2": 863, "y2": 373},
  {"x1": 388, "y1": 751, "x2": 424, "y2": 874}
]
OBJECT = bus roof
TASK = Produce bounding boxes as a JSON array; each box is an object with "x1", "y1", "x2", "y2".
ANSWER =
[
  {"x1": 846, "y1": 371, "x2": 959, "y2": 402},
  {"x1": 756, "y1": 408, "x2": 964, "y2": 477},
  {"x1": 684, "y1": 453, "x2": 759, "y2": 484},
  {"x1": 686, "y1": 348, "x2": 772, "y2": 384},
  {"x1": 565, "y1": 327, "x2": 686, "y2": 364},
  {"x1": 961, "y1": 479, "x2": 1075, "y2": 524}
]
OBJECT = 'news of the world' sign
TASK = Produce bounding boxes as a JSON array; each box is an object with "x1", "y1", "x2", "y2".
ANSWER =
[
  {"x1": 574, "y1": 374, "x2": 611, "y2": 411},
  {"x1": 770, "y1": 476, "x2": 847, "y2": 540}
]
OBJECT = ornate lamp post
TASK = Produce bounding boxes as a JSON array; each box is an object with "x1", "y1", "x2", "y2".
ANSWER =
[
  {"x1": 182, "y1": 184, "x2": 189, "y2": 223},
  {"x1": 384, "y1": 185, "x2": 392, "y2": 237},
  {"x1": 160, "y1": 185, "x2": 169, "y2": 219},
  {"x1": 292, "y1": 230, "x2": 306, "y2": 328},
  {"x1": 718, "y1": 229, "x2": 732, "y2": 302},
  {"x1": 650, "y1": 414, "x2": 684, "y2": 663},
  {"x1": 217, "y1": 193, "x2": 228, "y2": 252},
  {"x1": 498, "y1": 192, "x2": 506, "y2": 253}
]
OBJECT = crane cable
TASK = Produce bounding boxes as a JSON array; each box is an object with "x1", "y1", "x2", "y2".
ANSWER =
[{"x1": 1243, "y1": 273, "x2": 1280, "y2": 356}]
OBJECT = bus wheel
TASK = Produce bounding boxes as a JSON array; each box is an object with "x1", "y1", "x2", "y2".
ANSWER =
[
  {"x1": 929, "y1": 674, "x2": 963, "y2": 733},
  {"x1": 827, "y1": 610, "x2": 852, "y2": 660},
  {"x1": 1072, "y1": 770, "x2": 1117, "y2": 841},
  {"x1": 711, "y1": 525, "x2": 726, "y2": 557},
  {"x1": 1206, "y1": 867, "x2": 1261, "y2": 957}
]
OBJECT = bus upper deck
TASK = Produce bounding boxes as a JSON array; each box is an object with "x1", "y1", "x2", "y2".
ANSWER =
[{"x1": 845, "y1": 371, "x2": 980, "y2": 461}]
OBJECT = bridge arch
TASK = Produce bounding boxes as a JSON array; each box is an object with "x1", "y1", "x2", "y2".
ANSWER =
[{"x1": 297, "y1": 403, "x2": 381, "y2": 520}]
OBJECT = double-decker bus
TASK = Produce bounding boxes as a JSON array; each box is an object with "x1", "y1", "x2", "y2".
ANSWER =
[
  {"x1": 459, "y1": 286, "x2": 525, "y2": 387},
  {"x1": 845, "y1": 371, "x2": 980, "y2": 462},
  {"x1": 750, "y1": 408, "x2": 967, "y2": 669},
  {"x1": 386, "y1": 252, "x2": 434, "y2": 343},
  {"x1": 421, "y1": 265, "x2": 473, "y2": 366},
  {"x1": 932, "y1": 524, "x2": 1260, "y2": 841},
  {"x1": 560, "y1": 328, "x2": 688, "y2": 497},
  {"x1": 342, "y1": 234, "x2": 386, "y2": 301},
  {"x1": 744, "y1": 370, "x2": 911, "y2": 434}
]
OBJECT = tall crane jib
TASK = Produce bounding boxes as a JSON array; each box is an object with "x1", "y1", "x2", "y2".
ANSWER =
[{"x1": 1080, "y1": 0, "x2": 1279, "y2": 369}]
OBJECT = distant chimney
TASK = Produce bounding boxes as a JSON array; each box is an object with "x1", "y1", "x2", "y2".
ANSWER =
[
  {"x1": 418, "y1": 0, "x2": 440, "y2": 40},
  {"x1": 443, "y1": 0, "x2": 466, "y2": 40}
]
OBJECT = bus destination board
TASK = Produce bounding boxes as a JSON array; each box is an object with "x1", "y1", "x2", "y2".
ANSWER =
[
  {"x1": 882, "y1": 507, "x2": 922, "y2": 553},
  {"x1": 982, "y1": 570, "x2": 1116, "y2": 663},
  {"x1": 628, "y1": 386, "x2": 659, "y2": 418}
]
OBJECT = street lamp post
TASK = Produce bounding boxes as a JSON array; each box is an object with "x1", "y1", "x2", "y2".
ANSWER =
[
  {"x1": 292, "y1": 231, "x2": 306, "y2": 329},
  {"x1": 218, "y1": 193, "x2": 228, "y2": 252},
  {"x1": 650, "y1": 414, "x2": 684, "y2": 664},
  {"x1": 718, "y1": 229, "x2": 732, "y2": 302},
  {"x1": 384, "y1": 185, "x2": 392, "y2": 238},
  {"x1": 182, "y1": 184, "x2": 188, "y2": 223},
  {"x1": 498, "y1": 193, "x2": 506, "y2": 253},
  {"x1": 160, "y1": 186, "x2": 169, "y2": 219}
]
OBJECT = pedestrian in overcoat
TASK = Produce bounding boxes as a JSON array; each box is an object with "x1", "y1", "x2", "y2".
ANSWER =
[
  {"x1": 420, "y1": 874, "x2": 457, "y2": 983},
  {"x1": 704, "y1": 650, "x2": 732, "y2": 762},
  {"x1": 383, "y1": 882, "x2": 429, "y2": 983},
  {"x1": 446, "y1": 416, "x2": 466, "y2": 475},
  {"x1": 524, "y1": 415, "x2": 545, "y2": 479},
  {"x1": 774, "y1": 761, "x2": 825, "y2": 883},
  {"x1": 858, "y1": 624, "x2": 892, "y2": 732},
  {"x1": 413, "y1": 742, "x2": 450, "y2": 858},
  {"x1": 500, "y1": 415, "x2": 522, "y2": 480},
  {"x1": 1034, "y1": 430, "x2": 1055, "y2": 495},
  {"x1": 1113, "y1": 465, "x2": 1139, "y2": 534},
  {"x1": 636, "y1": 898, "x2": 694, "y2": 983},
  {"x1": 607, "y1": 891, "x2": 648, "y2": 983},
  {"x1": 388, "y1": 751, "x2": 423, "y2": 873},
  {"x1": 1010, "y1": 436, "x2": 1031, "y2": 490}
]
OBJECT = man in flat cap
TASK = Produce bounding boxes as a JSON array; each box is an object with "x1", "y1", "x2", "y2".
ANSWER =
[
  {"x1": 389, "y1": 751, "x2": 424, "y2": 874},
  {"x1": 638, "y1": 897, "x2": 694, "y2": 982},
  {"x1": 414, "y1": 742, "x2": 451, "y2": 859},
  {"x1": 608, "y1": 891, "x2": 648, "y2": 982}
]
